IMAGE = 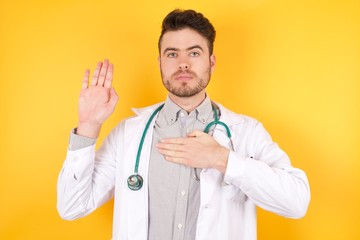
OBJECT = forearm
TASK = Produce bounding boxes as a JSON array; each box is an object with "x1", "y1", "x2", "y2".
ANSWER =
[
  {"x1": 57, "y1": 130, "x2": 117, "y2": 220},
  {"x1": 57, "y1": 145, "x2": 97, "y2": 220},
  {"x1": 224, "y1": 152, "x2": 310, "y2": 218}
]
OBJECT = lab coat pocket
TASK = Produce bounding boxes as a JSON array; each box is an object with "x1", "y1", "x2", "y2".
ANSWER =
[{"x1": 223, "y1": 184, "x2": 247, "y2": 203}]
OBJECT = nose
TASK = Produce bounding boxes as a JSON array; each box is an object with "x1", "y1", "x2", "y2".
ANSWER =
[{"x1": 179, "y1": 62, "x2": 190, "y2": 70}]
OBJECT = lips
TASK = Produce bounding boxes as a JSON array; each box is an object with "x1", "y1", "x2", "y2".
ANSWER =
[
  {"x1": 175, "y1": 74, "x2": 193, "y2": 80},
  {"x1": 173, "y1": 71, "x2": 195, "y2": 80}
]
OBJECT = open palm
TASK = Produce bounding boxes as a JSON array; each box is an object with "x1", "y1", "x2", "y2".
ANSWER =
[{"x1": 77, "y1": 59, "x2": 118, "y2": 138}]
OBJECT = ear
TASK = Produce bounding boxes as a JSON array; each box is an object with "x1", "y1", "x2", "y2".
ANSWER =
[{"x1": 210, "y1": 54, "x2": 216, "y2": 73}]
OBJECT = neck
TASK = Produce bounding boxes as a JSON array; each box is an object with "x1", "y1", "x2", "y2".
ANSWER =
[{"x1": 168, "y1": 91, "x2": 207, "y2": 113}]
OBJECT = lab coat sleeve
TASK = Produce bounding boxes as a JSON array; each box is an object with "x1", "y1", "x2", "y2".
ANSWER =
[
  {"x1": 57, "y1": 124, "x2": 122, "y2": 220},
  {"x1": 223, "y1": 122, "x2": 310, "y2": 219}
]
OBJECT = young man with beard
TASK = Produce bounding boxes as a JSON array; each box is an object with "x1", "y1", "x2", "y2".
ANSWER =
[{"x1": 57, "y1": 9, "x2": 310, "y2": 240}]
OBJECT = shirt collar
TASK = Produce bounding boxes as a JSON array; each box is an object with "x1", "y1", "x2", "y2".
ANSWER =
[
  {"x1": 195, "y1": 95, "x2": 213, "y2": 124},
  {"x1": 163, "y1": 95, "x2": 213, "y2": 126}
]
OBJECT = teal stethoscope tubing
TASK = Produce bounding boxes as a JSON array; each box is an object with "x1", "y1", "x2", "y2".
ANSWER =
[{"x1": 127, "y1": 103, "x2": 232, "y2": 191}]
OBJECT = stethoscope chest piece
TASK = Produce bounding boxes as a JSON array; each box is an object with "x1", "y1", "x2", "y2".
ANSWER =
[{"x1": 127, "y1": 174, "x2": 143, "y2": 191}]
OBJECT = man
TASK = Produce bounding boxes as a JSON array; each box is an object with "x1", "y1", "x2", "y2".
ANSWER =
[{"x1": 57, "y1": 9, "x2": 310, "y2": 240}]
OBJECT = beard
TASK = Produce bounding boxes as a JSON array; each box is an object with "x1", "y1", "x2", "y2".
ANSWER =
[{"x1": 161, "y1": 67, "x2": 211, "y2": 98}]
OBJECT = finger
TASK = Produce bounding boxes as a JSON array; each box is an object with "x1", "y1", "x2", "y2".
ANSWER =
[
  {"x1": 164, "y1": 155, "x2": 187, "y2": 165},
  {"x1": 91, "y1": 61, "x2": 102, "y2": 86},
  {"x1": 156, "y1": 142, "x2": 185, "y2": 152},
  {"x1": 157, "y1": 148, "x2": 184, "y2": 158},
  {"x1": 104, "y1": 63, "x2": 114, "y2": 89},
  {"x1": 97, "y1": 59, "x2": 109, "y2": 86},
  {"x1": 159, "y1": 137, "x2": 187, "y2": 144},
  {"x1": 187, "y1": 130, "x2": 206, "y2": 137},
  {"x1": 81, "y1": 69, "x2": 90, "y2": 90},
  {"x1": 164, "y1": 156, "x2": 185, "y2": 164}
]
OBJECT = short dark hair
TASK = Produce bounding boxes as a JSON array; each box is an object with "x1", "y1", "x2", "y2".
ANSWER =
[{"x1": 158, "y1": 9, "x2": 216, "y2": 55}]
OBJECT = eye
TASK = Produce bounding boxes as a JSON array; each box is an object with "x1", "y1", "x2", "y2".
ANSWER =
[
  {"x1": 189, "y1": 51, "x2": 200, "y2": 57},
  {"x1": 167, "y1": 52, "x2": 177, "y2": 58}
]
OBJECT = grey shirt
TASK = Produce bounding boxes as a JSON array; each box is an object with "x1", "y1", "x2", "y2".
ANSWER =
[
  {"x1": 68, "y1": 95, "x2": 215, "y2": 240},
  {"x1": 148, "y1": 96, "x2": 214, "y2": 240}
]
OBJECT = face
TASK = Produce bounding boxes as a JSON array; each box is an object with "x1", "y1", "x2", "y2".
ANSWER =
[{"x1": 158, "y1": 28, "x2": 216, "y2": 98}]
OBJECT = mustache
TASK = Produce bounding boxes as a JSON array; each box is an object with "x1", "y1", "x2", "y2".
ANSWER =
[{"x1": 171, "y1": 69, "x2": 197, "y2": 79}]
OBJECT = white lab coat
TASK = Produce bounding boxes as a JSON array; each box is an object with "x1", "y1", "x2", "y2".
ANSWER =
[{"x1": 57, "y1": 102, "x2": 310, "y2": 240}]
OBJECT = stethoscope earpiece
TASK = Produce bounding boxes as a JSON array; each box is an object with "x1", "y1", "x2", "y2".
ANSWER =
[{"x1": 127, "y1": 174, "x2": 143, "y2": 191}]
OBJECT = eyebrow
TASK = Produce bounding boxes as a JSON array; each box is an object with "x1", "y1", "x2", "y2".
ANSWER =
[{"x1": 163, "y1": 45, "x2": 204, "y2": 55}]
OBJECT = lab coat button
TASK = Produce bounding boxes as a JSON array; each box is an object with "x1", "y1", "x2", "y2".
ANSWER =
[{"x1": 177, "y1": 223, "x2": 183, "y2": 229}]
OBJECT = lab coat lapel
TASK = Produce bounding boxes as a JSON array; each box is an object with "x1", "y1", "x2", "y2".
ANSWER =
[
  {"x1": 199, "y1": 104, "x2": 242, "y2": 207},
  {"x1": 124, "y1": 104, "x2": 162, "y2": 239},
  {"x1": 197, "y1": 128, "x2": 230, "y2": 238},
  {"x1": 199, "y1": 120, "x2": 234, "y2": 203}
]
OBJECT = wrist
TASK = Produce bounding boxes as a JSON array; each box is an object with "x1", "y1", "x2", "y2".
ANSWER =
[
  {"x1": 215, "y1": 146, "x2": 230, "y2": 173},
  {"x1": 76, "y1": 121, "x2": 101, "y2": 138}
]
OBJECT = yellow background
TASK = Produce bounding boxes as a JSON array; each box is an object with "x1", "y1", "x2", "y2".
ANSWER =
[{"x1": 1, "y1": 0, "x2": 359, "y2": 239}]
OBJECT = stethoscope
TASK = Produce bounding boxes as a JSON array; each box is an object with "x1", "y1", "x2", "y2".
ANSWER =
[{"x1": 127, "y1": 103, "x2": 233, "y2": 191}]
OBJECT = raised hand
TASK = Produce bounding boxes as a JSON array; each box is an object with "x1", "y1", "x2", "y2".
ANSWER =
[{"x1": 77, "y1": 59, "x2": 119, "y2": 138}]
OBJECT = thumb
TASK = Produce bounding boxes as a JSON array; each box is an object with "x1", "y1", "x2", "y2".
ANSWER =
[
  {"x1": 187, "y1": 129, "x2": 206, "y2": 138},
  {"x1": 108, "y1": 87, "x2": 119, "y2": 106}
]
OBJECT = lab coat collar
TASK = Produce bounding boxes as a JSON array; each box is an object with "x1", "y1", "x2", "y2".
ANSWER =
[
  {"x1": 131, "y1": 101, "x2": 246, "y2": 127},
  {"x1": 131, "y1": 102, "x2": 165, "y2": 116},
  {"x1": 216, "y1": 103, "x2": 246, "y2": 126}
]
